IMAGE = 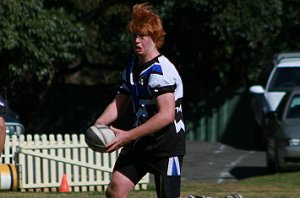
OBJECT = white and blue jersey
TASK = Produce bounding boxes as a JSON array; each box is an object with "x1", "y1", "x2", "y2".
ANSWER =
[{"x1": 118, "y1": 55, "x2": 186, "y2": 157}]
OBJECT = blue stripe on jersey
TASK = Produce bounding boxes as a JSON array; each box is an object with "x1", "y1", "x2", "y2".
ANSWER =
[
  {"x1": 151, "y1": 64, "x2": 163, "y2": 75},
  {"x1": 167, "y1": 157, "x2": 181, "y2": 176},
  {"x1": 172, "y1": 160, "x2": 179, "y2": 175}
]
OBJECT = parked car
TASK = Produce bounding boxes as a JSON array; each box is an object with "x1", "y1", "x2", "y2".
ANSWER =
[
  {"x1": 249, "y1": 52, "x2": 300, "y2": 128},
  {"x1": 5, "y1": 109, "x2": 25, "y2": 136},
  {"x1": 1, "y1": 102, "x2": 25, "y2": 163},
  {"x1": 264, "y1": 87, "x2": 300, "y2": 172},
  {"x1": 1, "y1": 93, "x2": 25, "y2": 136}
]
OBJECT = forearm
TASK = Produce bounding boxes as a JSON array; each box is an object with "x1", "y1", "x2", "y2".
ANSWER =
[
  {"x1": 0, "y1": 117, "x2": 6, "y2": 155},
  {"x1": 128, "y1": 112, "x2": 172, "y2": 141},
  {"x1": 95, "y1": 94, "x2": 130, "y2": 126},
  {"x1": 95, "y1": 102, "x2": 119, "y2": 125},
  {"x1": 128, "y1": 93, "x2": 175, "y2": 141}
]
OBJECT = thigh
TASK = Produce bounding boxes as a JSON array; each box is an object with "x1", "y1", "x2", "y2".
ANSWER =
[
  {"x1": 113, "y1": 149, "x2": 148, "y2": 185},
  {"x1": 152, "y1": 156, "x2": 183, "y2": 198}
]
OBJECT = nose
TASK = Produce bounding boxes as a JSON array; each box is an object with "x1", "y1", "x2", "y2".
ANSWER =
[{"x1": 133, "y1": 35, "x2": 142, "y2": 42}]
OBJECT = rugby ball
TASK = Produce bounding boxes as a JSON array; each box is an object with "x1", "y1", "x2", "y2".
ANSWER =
[{"x1": 85, "y1": 124, "x2": 115, "y2": 153}]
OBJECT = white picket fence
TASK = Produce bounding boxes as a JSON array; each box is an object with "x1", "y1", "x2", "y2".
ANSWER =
[{"x1": 1, "y1": 134, "x2": 149, "y2": 192}]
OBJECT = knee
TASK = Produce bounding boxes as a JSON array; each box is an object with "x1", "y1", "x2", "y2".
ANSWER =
[
  {"x1": 105, "y1": 183, "x2": 115, "y2": 198},
  {"x1": 105, "y1": 178, "x2": 134, "y2": 198},
  {"x1": 105, "y1": 182, "x2": 124, "y2": 198},
  {"x1": 105, "y1": 171, "x2": 135, "y2": 198}
]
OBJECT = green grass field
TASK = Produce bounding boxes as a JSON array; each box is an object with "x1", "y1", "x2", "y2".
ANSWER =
[{"x1": 1, "y1": 171, "x2": 300, "y2": 197}]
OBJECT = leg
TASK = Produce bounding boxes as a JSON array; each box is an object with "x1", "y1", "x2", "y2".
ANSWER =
[
  {"x1": 106, "y1": 171, "x2": 135, "y2": 198},
  {"x1": 154, "y1": 174, "x2": 181, "y2": 198},
  {"x1": 152, "y1": 156, "x2": 183, "y2": 198},
  {"x1": 106, "y1": 149, "x2": 148, "y2": 198}
]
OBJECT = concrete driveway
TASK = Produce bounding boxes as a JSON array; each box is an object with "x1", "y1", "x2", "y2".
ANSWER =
[{"x1": 181, "y1": 141, "x2": 269, "y2": 183}]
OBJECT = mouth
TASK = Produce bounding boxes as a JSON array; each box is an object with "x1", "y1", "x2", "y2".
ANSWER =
[{"x1": 134, "y1": 46, "x2": 142, "y2": 53}]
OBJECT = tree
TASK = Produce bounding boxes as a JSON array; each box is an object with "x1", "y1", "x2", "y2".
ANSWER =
[
  {"x1": 0, "y1": 0, "x2": 86, "y2": 93},
  {"x1": 2, "y1": 0, "x2": 300, "y2": 133},
  {"x1": 158, "y1": 0, "x2": 284, "y2": 88},
  {"x1": 0, "y1": 0, "x2": 87, "y2": 128}
]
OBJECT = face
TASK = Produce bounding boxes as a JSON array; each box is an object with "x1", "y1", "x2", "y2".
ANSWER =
[{"x1": 132, "y1": 33, "x2": 155, "y2": 57}]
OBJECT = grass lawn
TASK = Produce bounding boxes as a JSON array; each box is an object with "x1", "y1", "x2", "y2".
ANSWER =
[{"x1": 1, "y1": 171, "x2": 300, "y2": 197}]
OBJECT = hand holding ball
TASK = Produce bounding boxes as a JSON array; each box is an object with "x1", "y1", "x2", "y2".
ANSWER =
[{"x1": 85, "y1": 125, "x2": 115, "y2": 153}]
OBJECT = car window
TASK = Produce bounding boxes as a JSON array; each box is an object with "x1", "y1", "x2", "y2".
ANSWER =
[
  {"x1": 277, "y1": 92, "x2": 289, "y2": 119},
  {"x1": 290, "y1": 96, "x2": 300, "y2": 107},
  {"x1": 269, "y1": 68, "x2": 300, "y2": 92},
  {"x1": 287, "y1": 95, "x2": 300, "y2": 118}
]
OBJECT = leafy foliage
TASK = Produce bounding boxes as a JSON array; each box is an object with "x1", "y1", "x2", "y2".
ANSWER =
[
  {"x1": 0, "y1": 0, "x2": 86, "y2": 84},
  {"x1": 2, "y1": 0, "x2": 299, "y2": 88},
  {"x1": 158, "y1": 0, "x2": 285, "y2": 87}
]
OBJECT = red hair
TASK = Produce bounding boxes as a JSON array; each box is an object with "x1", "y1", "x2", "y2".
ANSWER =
[{"x1": 127, "y1": 3, "x2": 166, "y2": 49}]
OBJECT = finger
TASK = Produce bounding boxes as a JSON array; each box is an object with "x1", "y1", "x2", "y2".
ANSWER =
[
  {"x1": 105, "y1": 138, "x2": 123, "y2": 153},
  {"x1": 109, "y1": 126, "x2": 118, "y2": 136},
  {"x1": 106, "y1": 143, "x2": 118, "y2": 153},
  {"x1": 105, "y1": 138, "x2": 116, "y2": 149}
]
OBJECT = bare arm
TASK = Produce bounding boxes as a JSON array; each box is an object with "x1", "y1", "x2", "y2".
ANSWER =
[
  {"x1": 94, "y1": 93, "x2": 131, "y2": 126},
  {"x1": 128, "y1": 92, "x2": 175, "y2": 139},
  {"x1": 0, "y1": 117, "x2": 6, "y2": 157},
  {"x1": 106, "y1": 92, "x2": 175, "y2": 152}
]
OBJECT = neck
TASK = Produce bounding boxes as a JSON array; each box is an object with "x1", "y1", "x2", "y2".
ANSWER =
[{"x1": 138, "y1": 47, "x2": 159, "y2": 64}]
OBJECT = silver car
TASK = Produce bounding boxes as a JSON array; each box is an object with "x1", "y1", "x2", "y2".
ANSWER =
[
  {"x1": 249, "y1": 52, "x2": 300, "y2": 128},
  {"x1": 265, "y1": 87, "x2": 300, "y2": 172}
]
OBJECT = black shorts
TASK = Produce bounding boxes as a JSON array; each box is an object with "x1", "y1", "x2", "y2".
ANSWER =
[{"x1": 113, "y1": 149, "x2": 184, "y2": 198}]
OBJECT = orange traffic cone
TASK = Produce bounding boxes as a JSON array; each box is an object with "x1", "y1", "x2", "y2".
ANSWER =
[{"x1": 59, "y1": 174, "x2": 71, "y2": 192}]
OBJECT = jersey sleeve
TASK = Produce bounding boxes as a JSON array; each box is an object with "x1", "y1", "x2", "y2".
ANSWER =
[
  {"x1": 117, "y1": 67, "x2": 131, "y2": 96},
  {"x1": 148, "y1": 64, "x2": 176, "y2": 96}
]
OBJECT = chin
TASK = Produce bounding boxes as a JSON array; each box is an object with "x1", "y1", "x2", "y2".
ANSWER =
[{"x1": 135, "y1": 51, "x2": 144, "y2": 55}]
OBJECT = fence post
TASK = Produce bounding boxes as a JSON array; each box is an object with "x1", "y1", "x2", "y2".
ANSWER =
[
  {"x1": 79, "y1": 134, "x2": 88, "y2": 192},
  {"x1": 41, "y1": 134, "x2": 49, "y2": 192},
  {"x1": 33, "y1": 134, "x2": 42, "y2": 191},
  {"x1": 57, "y1": 134, "x2": 64, "y2": 190}
]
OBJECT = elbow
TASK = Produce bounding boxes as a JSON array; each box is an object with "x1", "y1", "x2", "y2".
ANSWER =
[{"x1": 162, "y1": 112, "x2": 175, "y2": 125}]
